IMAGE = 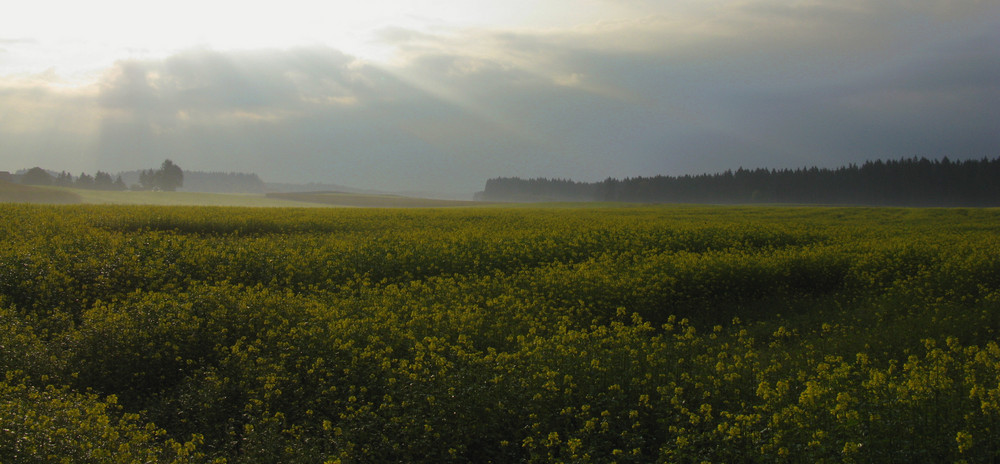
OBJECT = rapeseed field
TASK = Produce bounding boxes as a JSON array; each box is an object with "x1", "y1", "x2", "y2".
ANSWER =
[{"x1": 2, "y1": 204, "x2": 999, "y2": 462}]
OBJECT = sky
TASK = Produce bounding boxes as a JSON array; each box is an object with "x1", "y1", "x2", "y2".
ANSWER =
[{"x1": 2, "y1": 0, "x2": 998, "y2": 196}]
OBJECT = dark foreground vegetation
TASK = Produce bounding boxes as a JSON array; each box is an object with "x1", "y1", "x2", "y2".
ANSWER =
[
  {"x1": 2, "y1": 204, "x2": 1000, "y2": 462},
  {"x1": 478, "y1": 156, "x2": 1000, "y2": 205}
]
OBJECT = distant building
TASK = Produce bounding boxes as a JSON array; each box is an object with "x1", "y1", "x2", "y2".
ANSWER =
[{"x1": 0, "y1": 171, "x2": 12, "y2": 183}]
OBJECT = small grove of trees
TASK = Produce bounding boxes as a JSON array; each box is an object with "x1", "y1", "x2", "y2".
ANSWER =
[
  {"x1": 138, "y1": 159, "x2": 183, "y2": 191},
  {"x1": 20, "y1": 167, "x2": 54, "y2": 186}
]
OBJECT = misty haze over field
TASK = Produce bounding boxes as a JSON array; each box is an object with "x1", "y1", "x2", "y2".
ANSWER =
[{"x1": 2, "y1": 1, "x2": 998, "y2": 196}]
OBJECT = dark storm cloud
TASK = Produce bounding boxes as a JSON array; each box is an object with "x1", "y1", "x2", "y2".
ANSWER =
[
  {"x1": 87, "y1": 47, "x2": 543, "y2": 193},
  {"x1": 97, "y1": 48, "x2": 359, "y2": 117},
  {"x1": 451, "y1": 2, "x2": 1000, "y2": 175},
  {"x1": 693, "y1": 25, "x2": 1000, "y2": 168}
]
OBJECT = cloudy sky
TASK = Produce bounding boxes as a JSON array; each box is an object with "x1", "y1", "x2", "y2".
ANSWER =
[{"x1": 2, "y1": 0, "x2": 998, "y2": 196}]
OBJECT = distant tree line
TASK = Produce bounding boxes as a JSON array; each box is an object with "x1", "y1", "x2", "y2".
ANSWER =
[
  {"x1": 476, "y1": 157, "x2": 1000, "y2": 206},
  {"x1": 118, "y1": 168, "x2": 264, "y2": 194},
  {"x1": 20, "y1": 167, "x2": 128, "y2": 191},
  {"x1": 17, "y1": 160, "x2": 184, "y2": 191}
]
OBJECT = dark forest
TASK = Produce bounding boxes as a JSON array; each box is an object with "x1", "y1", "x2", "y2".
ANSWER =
[{"x1": 477, "y1": 157, "x2": 1000, "y2": 206}]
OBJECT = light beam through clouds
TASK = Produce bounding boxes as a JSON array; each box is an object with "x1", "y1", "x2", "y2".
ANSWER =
[{"x1": 1, "y1": 0, "x2": 998, "y2": 196}]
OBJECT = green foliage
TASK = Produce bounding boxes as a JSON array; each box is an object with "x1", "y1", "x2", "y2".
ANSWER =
[
  {"x1": 140, "y1": 160, "x2": 184, "y2": 191},
  {"x1": 2, "y1": 203, "x2": 1000, "y2": 462},
  {"x1": 0, "y1": 379, "x2": 209, "y2": 463},
  {"x1": 20, "y1": 167, "x2": 53, "y2": 186}
]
